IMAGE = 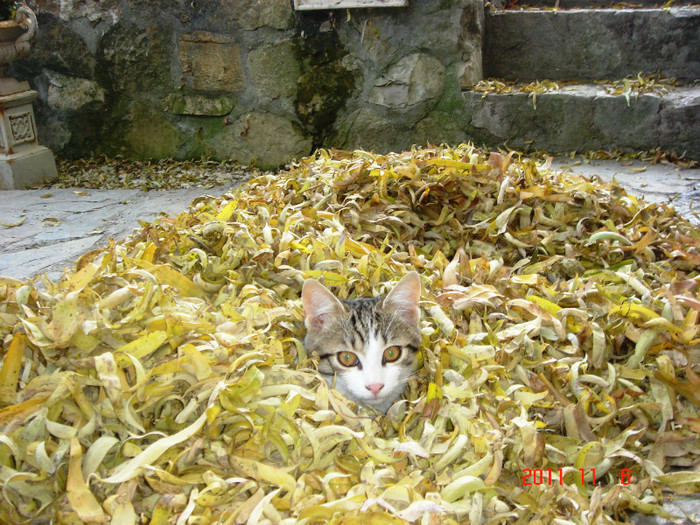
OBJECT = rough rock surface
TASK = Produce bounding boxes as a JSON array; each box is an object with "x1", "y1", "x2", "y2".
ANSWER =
[
  {"x1": 248, "y1": 41, "x2": 300, "y2": 103},
  {"x1": 164, "y1": 94, "x2": 235, "y2": 117},
  {"x1": 43, "y1": 70, "x2": 105, "y2": 112},
  {"x1": 333, "y1": 107, "x2": 410, "y2": 153},
  {"x1": 103, "y1": 103, "x2": 185, "y2": 160},
  {"x1": 217, "y1": 0, "x2": 295, "y2": 31}
]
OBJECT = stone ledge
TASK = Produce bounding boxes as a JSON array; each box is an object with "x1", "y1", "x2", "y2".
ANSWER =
[
  {"x1": 163, "y1": 94, "x2": 234, "y2": 116},
  {"x1": 462, "y1": 85, "x2": 700, "y2": 158},
  {"x1": 489, "y1": 0, "x2": 700, "y2": 8}
]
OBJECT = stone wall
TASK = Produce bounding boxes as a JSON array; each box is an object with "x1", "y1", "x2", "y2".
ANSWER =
[{"x1": 13, "y1": 0, "x2": 483, "y2": 168}]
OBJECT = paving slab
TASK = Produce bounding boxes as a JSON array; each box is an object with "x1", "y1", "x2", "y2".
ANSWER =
[
  {"x1": 0, "y1": 186, "x2": 234, "y2": 282},
  {"x1": 550, "y1": 156, "x2": 700, "y2": 223},
  {"x1": 633, "y1": 497, "x2": 700, "y2": 525}
]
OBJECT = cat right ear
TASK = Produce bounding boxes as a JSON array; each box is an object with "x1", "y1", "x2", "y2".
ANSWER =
[
  {"x1": 302, "y1": 279, "x2": 345, "y2": 332},
  {"x1": 382, "y1": 271, "x2": 421, "y2": 325}
]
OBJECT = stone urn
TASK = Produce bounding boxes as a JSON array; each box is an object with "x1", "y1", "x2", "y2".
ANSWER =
[
  {"x1": 0, "y1": 4, "x2": 35, "y2": 79},
  {"x1": 0, "y1": 3, "x2": 57, "y2": 190}
]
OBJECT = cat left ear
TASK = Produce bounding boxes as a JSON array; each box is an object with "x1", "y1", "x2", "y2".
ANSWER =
[
  {"x1": 302, "y1": 279, "x2": 346, "y2": 332},
  {"x1": 382, "y1": 271, "x2": 421, "y2": 325}
]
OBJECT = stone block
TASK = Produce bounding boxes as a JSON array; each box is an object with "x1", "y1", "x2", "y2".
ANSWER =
[
  {"x1": 369, "y1": 53, "x2": 445, "y2": 109},
  {"x1": 294, "y1": 0, "x2": 408, "y2": 9},
  {"x1": 458, "y1": 45, "x2": 482, "y2": 89},
  {"x1": 13, "y1": 14, "x2": 96, "y2": 79},
  {"x1": 462, "y1": 85, "x2": 700, "y2": 158},
  {"x1": 44, "y1": 70, "x2": 105, "y2": 112},
  {"x1": 0, "y1": 145, "x2": 57, "y2": 189},
  {"x1": 333, "y1": 107, "x2": 411, "y2": 153},
  {"x1": 413, "y1": 110, "x2": 468, "y2": 147},
  {"x1": 335, "y1": 0, "x2": 483, "y2": 68},
  {"x1": 248, "y1": 41, "x2": 300, "y2": 101},
  {"x1": 33, "y1": 0, "x2": 121, "y2": 22},
  {"x1": 179, "y1": 32, "x2": 245, "y2": 92},
  {"x1": 99, "y1": 22, "x2": 171, "y2": 95},
  {"x1": 103, "y1": 103, "x2": 184, "y2": 159},
  {"x1": 204, "y1": 112, "x2": 312, "y2": 168},
  {"x1": 656, "y1": 89, "x2": 700, "y2": 159},
  {"x1": 37, "y1": 118, "x2": 72, "y2": 153},
  {"x1": 458, "y1": 0, "x2": 484, "y2": 88},
  {"x1": 221, "y1": 0, "x2": 294, "y2": 31}
]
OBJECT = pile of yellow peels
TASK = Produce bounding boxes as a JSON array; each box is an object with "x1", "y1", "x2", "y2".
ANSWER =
[{"x1": 1, "y1": 145, "x2": 699, "y2": 524}]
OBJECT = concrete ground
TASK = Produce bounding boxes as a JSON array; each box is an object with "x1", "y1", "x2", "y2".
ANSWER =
[
  {"x1": 550, "y1": 156, "x2": 700, "y2": 224},
  {"x1": 1, "y1": 157, "x2": 699, "y2": 282},
  {"x1": 0, "y1": 186, "x2": 242, "y2": 281}
]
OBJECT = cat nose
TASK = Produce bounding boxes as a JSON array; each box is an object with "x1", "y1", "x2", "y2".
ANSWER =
[{"x1": 366, "y1": 383, "x2": 384, "y2": 397}]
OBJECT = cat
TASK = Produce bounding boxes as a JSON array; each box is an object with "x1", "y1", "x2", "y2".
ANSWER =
[{"x1": 302, "y1": 271, "x2": 422, "y2": 413}]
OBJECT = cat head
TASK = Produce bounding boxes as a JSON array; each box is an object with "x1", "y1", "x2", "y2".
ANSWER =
[{"x1": 302, "y1": 271, "x2": 422, "y2": 412}]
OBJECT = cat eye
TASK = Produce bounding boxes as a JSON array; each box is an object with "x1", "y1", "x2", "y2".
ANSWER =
[
  {"x1": 382, "y1": 346, "x2": 402, "y2": 363},
  {"x1": 337, "y1": 351, "x2": 359, "y2": 367}
]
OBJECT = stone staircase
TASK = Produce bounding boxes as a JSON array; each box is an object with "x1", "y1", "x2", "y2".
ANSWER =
[{"x1": 463, "y1": 2, "x2": 700, "y2": 158}]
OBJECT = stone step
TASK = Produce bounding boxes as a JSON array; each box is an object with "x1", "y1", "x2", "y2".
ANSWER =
[
  {"x1": 461, "y1": 84, "x2": 700, "y2": 157},
  {"x1": 484, "y1": 7, "x2": 700, "y2": 82},
  {"x1": 491, "y1": 0, "x2": 700, "y2": 9}
]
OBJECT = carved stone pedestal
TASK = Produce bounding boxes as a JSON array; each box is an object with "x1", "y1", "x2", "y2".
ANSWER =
[
  {"x1": 0, "y1": 87, "x2": 57, "y2": 189},
  {"x1": 0, "y1": 5, "x2": 58, "y2": 190}
]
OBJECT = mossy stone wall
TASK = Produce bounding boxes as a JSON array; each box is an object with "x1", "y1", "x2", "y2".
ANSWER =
[{"x1": 14, "y1": 0, "x2": 483, "y2": 168}]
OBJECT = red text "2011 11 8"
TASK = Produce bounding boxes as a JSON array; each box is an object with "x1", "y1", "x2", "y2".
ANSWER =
[{"x1": 522, "y1": 468, "x2": 632, "y2": 486}]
